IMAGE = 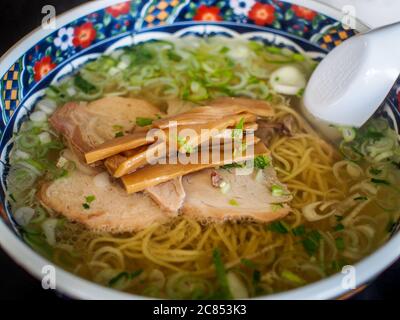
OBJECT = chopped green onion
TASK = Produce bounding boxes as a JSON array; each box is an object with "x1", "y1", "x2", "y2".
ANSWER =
[
  {"x1": 240, "y1": 258, "x2": 256, "y2": 269},
  {"x1": 302, "y1": 230, "x2": 322, "y2": 256},
  {"x1": 354, "y1": 196, "x2": 368, "y2": 201},
  {"x1": 281, "y1": 270, "x2": 305, "y2": 285},
  {"x1": 331, "y1": 259, "x2": 348, "y2": 272},
  {"x1": 136, "y1": 117, "x2": 153, "y2": 127},
  {"x1": 166, "y1": 50, "x2": 182, "y2": 62},
  {"x1": 335, "y1": 215, "x2": 344, "y2": 222},
  {"x1": 108, "y1": 269, "x2": 143, "y2": 287},
  {"x1": 212, "y1": 248, "x2": 232, "y2": 299},
  {"x1": 292, "y1": 225, "x2": 305, "y2": 236},
  {"x1": 386, "y1": 220, "x2": 395, "y2": 233},
  {"x1": 271, "y1": 184, "x2": 284, "y2": 196},
  {"x1": 369, "y1": 168, "x2": 382, "y2": 175},
  {"x1": 364, "y1": 129, "x2": 384, "y2": 141},
  {"x1": 115, "y1": 131, "x2": 124, "y2": 138},
  {"x1": 252, "y1": 270, "x2": 261, "y2": 285},
  {"x1": 112, "y1": 125, "x2": 123, "y2": 131},
  {"x1": 74, "y1": 74, "x2": 97, "y2": 93},
  {"x1": 271, "y1": 203, "x2": 284, "y2": 211},
  {"x1": 254, "y1": 155, "x2": 271, "y2": 169},
  {"x1": 334, "y1": 223, "x2": 345, "y2": 231},
  {"x1": 82, "y1": 195, "x2": 95, "y2": 210},
  {"x1": 296, "y1": 88, "x2": 305, "y2": 97},
  {"x1": 371, "y1": 178, "x2": 390, "y2": 185},
  {"x1": 232, "y1": 117, "x2": 244, "y2": 139},
  {"x1": 228, "y1": 199, "x2": 239, "y2": 206},
  {"x1": 82, "y1": 203, "x2": 90, "y2": 210},
  {"x1": 339, "y1": 127, "x2": 356, "y2": 142},
  {"x1": 220, "y1": 162, "x2": 245, "y2": 170},
  {"x1": 18, "y1": 134, "x2": 40, "y2": 149},
  {"x1": 267, "y1": 220, "x2": 289, "y2": 234},
  {"x1": 335, "y1": 237, "x2": 345, "y2": 251},
  {"x1": 85, "y1": 195, "x2": 96, "y2": 203},
  {"x1": 265, "y1": 46, "x2": 282, "y2": 54},
  {"x1": 219, "y1": 47, "x2": 230, "y2": 54},
  {"x1": 219, "y1": 181, "x2": 231, "y2": 194}
]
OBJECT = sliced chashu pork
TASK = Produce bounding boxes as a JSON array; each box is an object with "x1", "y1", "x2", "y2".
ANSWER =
[
  {"x1": 49, "y1": 97, "x2": 179, "y2": 214},
  {"x1": 145, "y1": 177, "x2": 185, "y2": 212},
  {"x1": 39, "y1": 170, "x2": 172, "y2": 233},
  {"x1": 182, "y1": 167, "x2": 292, "y2": 222},
  {"x1": 49, "y1": 96, "x2": 163, "y2": 155}
]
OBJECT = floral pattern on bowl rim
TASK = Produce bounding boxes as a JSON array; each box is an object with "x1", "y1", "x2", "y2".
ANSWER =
[{"x1": 0, "y1": 0, "x2": 400, "y2": 300}]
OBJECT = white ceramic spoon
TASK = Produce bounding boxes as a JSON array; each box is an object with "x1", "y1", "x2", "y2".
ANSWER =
[{"x1": 302, "y1": 22, "x2": 400, "y2": 138}]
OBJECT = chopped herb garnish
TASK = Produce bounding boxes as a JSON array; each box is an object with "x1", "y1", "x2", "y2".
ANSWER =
[
  {"x1": 74, "y1": 74, "x2": 97, "y2": 93},
  {"x1": 235, "y1": 117, "x2": 245, "y2": 130},
  {"x1": 232, "y1": 117, "x2": 244, "y2": 139},
  {"x1": 292, "y1": 225, "x2": 305, "y2": 236},
  {"x1": 365, "y1": 130, "x2": 384, "y2": 141},
  {"x1": 177, "y1": 135, "x2": 186, "y2": 147},
  {"x1": 281, "y1": 270, "x2": 305, "y2": 285},
  {"x1": 335, "y1": 215, "x2": 344, "y2": 222},
  {"x1": 136, "y1": 117, "x2": 153, "y2": 127},
  {"x1": 57, "y1": 169, "x2": 69, "y2": 179},
  {"x1": 219, "y1": 46, "x2": 230, "y2": 54},
  {"x1": 296, "y1": 88, "x2": 305, "y2": 98},
  {"x1": 112, "y1": 125, "x2": 123, "y2": 131},
  {"x1": 391, "y1": 161, "x2": 400, "y2": 170},
  {"x1": 115, "y1": 131, "x2": 124, "y2": 138},
  {"x1": 241, "y1": 258, "x2": 256, "y2": 269},
  {"x1": 302, "y1": 230, "x2": 322, "y2": 256},
  {"x1": 387, "y1": 220, "x2": 396, "y2": 233},
  {"x1": 265, "y1": 46, "x2": 281, "y2": 54},
  {"x1": 82, "y1": 195, "x2": 95, "y2": 210},
  {"x1": 292, "y1": 53, "x2": 305, "y2": 62},
  {"x1": 108, "y1": 269, "x2": 143, "y2": 287},
  {"x1": 252, "y1": 270, "x2": 261, "y2": 285},
  {"x1": 254, "y1": 155, "x2": 271, "y2": 169},
  {"x1": 267, "y1": 220, "x2": 289, "y2": 234},
  {"x1": 221, "y1": 162, "x2": 245, "y2": 170},
  {"x1": 371, "y1": 178, "x2": 390, "y2": 185},
  {"x1": 354, "y1": 196, "x2": 368, "y2": 201},
  {"x1": 331, "y1": 259, "x2": 348, "y2": 272},
  {"x1": 271, "y1": 184, "x2": 284, "y2": 197},
  {"x1": 369, "y1": 168, "x2": 382, "y2": 175},
  {"x1": 335, "y1": 237, "x2": 345, "y2": 251},
  {"x1": 334, "y1": 223, "x2": 345, "y2": 231},
  {"x1": 212, "y1": 248, "x2": 232, "y2": 299},
  {"x1": 166, "y1": 50, "x2": 182, "y2": 62},
  {"x1": 271, "y1": 203, "x2": 284, "y2": 212},
  {"x1": 85, "y1": 195, "x2": 96, "y2": 203},
  {"x1": 229, "y1": 199, "x2": 239, "y2": 206}
]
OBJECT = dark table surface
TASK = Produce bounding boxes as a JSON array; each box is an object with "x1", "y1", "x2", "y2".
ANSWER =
[{"x1": 0, "y1": 0, "x2": 399, "y2": 300}]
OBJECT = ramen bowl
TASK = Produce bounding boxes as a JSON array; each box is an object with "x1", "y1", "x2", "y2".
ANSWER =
[{"x1": 0, "y1": 0, "x2": 399, "y2": 300}]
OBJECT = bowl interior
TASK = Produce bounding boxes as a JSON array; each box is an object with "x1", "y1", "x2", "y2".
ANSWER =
[{"x1": 1, "y1": 0, "x2": 400, "y2": 300}]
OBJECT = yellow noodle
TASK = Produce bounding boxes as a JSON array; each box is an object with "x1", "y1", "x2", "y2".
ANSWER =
[{"x1": 54, "y1": 100, "x2": 387, "y2": 298}]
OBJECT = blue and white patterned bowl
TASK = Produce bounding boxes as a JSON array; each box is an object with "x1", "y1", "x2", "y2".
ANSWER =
[{"x1": 1, "y1": 0, "x2": 399, "y2": 299}]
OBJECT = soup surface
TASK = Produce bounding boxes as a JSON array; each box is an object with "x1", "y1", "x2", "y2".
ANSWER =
[{"x1": 7, "y1": 38, "x2": 400, "y2": 299}]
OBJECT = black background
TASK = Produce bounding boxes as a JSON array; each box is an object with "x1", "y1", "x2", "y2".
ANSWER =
[{"x1": 0, "y1": 0, "x2": 399, "y2": 300}]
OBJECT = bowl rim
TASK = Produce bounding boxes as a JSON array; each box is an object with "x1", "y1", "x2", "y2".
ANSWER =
[{"x1": 0, "y1": 0, "x2": 396, "y2": 300}]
